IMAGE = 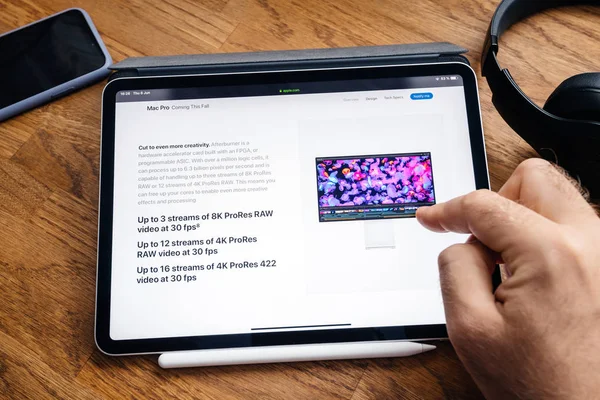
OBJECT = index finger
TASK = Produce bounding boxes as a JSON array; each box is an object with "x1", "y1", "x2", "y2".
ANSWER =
[{"x1": 416, "y1": 189, "x2": 557, "y2": 263}]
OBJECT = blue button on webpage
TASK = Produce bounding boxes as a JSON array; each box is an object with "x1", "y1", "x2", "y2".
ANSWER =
[{"x1": 410, "y1": 92, "x2": 433, "y2": 100}]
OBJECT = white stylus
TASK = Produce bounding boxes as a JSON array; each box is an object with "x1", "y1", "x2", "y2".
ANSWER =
[{"x1": 158, "y1": 341, "x2": 436, "y2": 369}]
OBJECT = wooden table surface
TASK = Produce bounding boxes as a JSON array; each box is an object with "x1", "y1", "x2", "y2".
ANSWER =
[{"x1": 1, "y1": 0, "x2": 598, "y2": 398}]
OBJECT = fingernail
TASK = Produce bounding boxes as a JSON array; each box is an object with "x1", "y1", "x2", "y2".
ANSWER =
[{"x1": 416, "y1": 206, "x2": 431, "y2": 217}]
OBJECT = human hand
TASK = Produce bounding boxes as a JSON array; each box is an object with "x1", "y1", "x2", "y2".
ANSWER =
[{"x1": 416, "y1": 159, "x2": 600, "y2": 399}]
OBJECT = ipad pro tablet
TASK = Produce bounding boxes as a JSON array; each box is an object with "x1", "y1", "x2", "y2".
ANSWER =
[{"x1": 97, "y1": 62, "x2": 489, "y2": 355}]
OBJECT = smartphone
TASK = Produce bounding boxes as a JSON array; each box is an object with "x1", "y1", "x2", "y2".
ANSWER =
[{"x1": 0, "y1": 8, "x2": 112, "y2": 122}]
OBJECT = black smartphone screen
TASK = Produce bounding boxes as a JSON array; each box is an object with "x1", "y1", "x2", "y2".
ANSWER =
[{"x1": 0, "y1": 10, "x2": 107, "y2": 109}]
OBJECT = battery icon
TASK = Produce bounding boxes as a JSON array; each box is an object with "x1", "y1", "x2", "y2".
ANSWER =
[{"x1": 450, "y1": 76, "x2": 458, "y2": 80}]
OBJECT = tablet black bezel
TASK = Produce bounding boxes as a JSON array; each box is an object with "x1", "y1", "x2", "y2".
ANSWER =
[{"x1": 97, "y1": 62, "x2": 489, "y2": 355}]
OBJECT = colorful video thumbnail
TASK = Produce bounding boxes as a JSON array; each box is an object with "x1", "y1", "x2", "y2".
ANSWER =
[{"x1": 316, "y1": 152, "x2": 435, "y2": 222}]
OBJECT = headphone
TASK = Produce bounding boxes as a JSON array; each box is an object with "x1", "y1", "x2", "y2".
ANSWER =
[{"x1": 481, "y1": 0, "x2": 600, "y2": 197}]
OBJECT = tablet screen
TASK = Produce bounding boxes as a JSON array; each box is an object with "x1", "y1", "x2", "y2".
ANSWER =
[{"x1": 107, "y1": 68, "x2": 483, "y2": 343}]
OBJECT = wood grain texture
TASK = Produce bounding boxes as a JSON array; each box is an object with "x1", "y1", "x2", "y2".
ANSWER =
[{"x1": 0, "y1": 0, "x2": 598, "y2": 398}]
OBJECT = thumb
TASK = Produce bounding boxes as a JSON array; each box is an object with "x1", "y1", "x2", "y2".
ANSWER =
[{"x1": 437, "y1": 240, "x2": 501, "y2": 335}]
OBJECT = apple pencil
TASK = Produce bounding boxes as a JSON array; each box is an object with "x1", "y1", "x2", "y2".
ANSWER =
[{"x1": 158, "y1": 341, "x2": 436, "y2": 369}]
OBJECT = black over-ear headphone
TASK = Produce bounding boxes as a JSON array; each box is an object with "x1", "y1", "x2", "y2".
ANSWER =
[{"x1": 481, "y1": 0, "x2": 600, "y2": 197}]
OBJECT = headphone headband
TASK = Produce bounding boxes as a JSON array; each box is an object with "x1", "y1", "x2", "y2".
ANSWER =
[
  {"x1": 481, "y1": 0, "x2": 600, "y2": 196},
  {"x1": 489, "y1": 0, "x2": 589, "y2": 38},
  {"x1": 483, "y1": 0, "x2": 598, "y2": 71}
]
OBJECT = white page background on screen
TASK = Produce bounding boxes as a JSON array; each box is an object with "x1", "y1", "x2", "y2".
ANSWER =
[
  {"x1": 299, "y1": 114, "x2": 472, "y2": 295},
  {"x1": 109, "y1": 86, "x2": 476, "y2": 340}
]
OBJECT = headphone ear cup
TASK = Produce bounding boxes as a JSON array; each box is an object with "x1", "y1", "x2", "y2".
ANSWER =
[{"x1": 544, "y1": 73, "x2": 600, "y2": 122}]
